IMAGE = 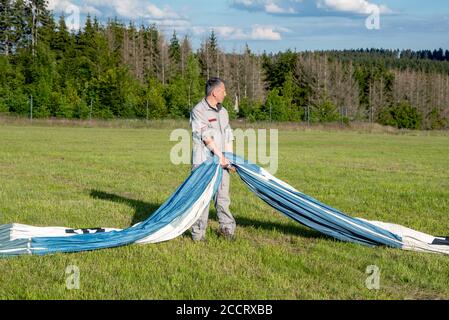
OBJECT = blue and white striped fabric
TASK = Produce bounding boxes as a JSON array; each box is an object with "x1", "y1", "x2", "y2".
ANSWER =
[
  {"x1": 225, "y1": 153, "x2": 449, "y2": 255},
  {"x1": 225, "y1": 153, "x2": 403, "y2": 248},
  {"x1": 0, "y1": 159, "x2": 222, "y2": 256},
  {"x1": 1, "y1": 154, "x2": 448, "y2": 257}
]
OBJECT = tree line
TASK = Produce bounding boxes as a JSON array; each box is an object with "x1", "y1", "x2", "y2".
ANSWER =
[{"x1": 1, "y1": 0, "x2": 448, "y2": 129}]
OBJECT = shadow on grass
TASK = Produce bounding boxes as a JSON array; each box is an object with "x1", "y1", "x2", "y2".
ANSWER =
[
  {"x1": 89, "y1": 189, "x2": 331, "y2": 241},
  {"x1": 89, "y1": 190, "x2": 161, "y2": 226},
  {"x1": 235, "y1": 216, "x2": 330, "y2": 240}
]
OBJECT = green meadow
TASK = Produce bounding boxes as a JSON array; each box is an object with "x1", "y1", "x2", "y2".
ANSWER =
[{"x1": 1, "y1": 121, "x2": 449, "y2": 299}]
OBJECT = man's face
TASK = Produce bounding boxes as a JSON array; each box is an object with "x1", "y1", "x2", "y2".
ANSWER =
[{"x1": 213, "y1": 83, "x2": 227, "y2": 104}]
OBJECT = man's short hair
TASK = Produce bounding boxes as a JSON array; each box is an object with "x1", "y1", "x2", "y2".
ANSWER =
[{"x1": 205, "y1": 77, "x2": 225, "y2": 97}]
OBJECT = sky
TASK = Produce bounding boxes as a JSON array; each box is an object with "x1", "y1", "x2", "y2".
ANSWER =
[{"x1": 47, "y1": 0, "x2": 449, "y2": 53}]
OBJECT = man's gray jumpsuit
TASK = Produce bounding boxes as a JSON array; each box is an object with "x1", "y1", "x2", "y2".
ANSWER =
[{"x1": 190, "y1": 98, "x2": 236, "y2": 240}]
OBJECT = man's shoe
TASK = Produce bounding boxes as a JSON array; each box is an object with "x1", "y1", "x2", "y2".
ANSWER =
[
  {"x1": 192, "y1": 236, "x2": 207, "y2": 243},
  {"x1": 218, "y1": 227, "x2": 235, "y2": 241}
]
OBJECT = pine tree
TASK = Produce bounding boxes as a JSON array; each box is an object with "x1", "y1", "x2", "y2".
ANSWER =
[
  {"x1": 282, "y1": 71, "x2": 302, "y2": 121},
  {"x1": 52, "y1": 15, "x2": 70, "y2": 60},
  {"x1": 0, "y1": 0, "x2": 13, "y2": 55},
  {"x1": 208, "y1": 29, "x2": 219, "y2": 77},
  {"x1": 145, "y1": 23, "x2": 160, "y2": 80},
  {"x1": 180, "y1": 35, "x2": 192, "y2": 78},
  {"x1": 144, "y1": 78, "x2": 166, "y2": 119},
  {"x1": 167, "y1": 30, "x2": 182, "y2": 81},
  {"x1": 185, "y1": 53, "x2": 202, "y2": 109},
  {"x1": 168, "y1": 30, "x2": 181, "y2": 73}
]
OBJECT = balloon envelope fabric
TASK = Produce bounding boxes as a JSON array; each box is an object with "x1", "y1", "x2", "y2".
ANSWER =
[{"x1": 1, "y1": 154, "x2": 449, "y2": 257}]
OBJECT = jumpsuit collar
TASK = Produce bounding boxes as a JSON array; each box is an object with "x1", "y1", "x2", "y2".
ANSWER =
[{"x1": 204, "y1": 98, "x2": 222, "y2": 112}]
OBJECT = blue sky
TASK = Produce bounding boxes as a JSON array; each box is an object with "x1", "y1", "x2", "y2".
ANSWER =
[{"x1": 48, "y1": 0, "x2": 449, "y2": 53}]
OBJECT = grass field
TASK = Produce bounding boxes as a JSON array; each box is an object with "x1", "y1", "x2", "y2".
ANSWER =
[{"x1": 1, "y1": 121, "x2": 449, "y2": 299}]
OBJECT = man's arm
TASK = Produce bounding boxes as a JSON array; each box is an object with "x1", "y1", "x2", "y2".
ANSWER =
[
  {"x1": 191, "y1": 107, "x2": 232, "y2": 169},
  {"x1": 203, "y1": 137, "x2": 231, "y2": 168}
]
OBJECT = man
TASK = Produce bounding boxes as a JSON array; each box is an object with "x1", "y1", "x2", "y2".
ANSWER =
[{"x1": 189, "y1": 77, "x2": 236, "y2": 241}]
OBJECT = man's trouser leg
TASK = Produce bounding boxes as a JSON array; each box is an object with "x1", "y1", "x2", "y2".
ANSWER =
[
  {"x1": 191, "y1": 201, "x2": 210, "y2": 241},
  {"x1": 190, "y1": 163, "x2": 210, "y2": 240},
  {"x1": 215, "y1": 170, "x2": 236, "y2": 235},
  {"x1": 190, "y1": 169, "x2": 235, "y2": 240}
]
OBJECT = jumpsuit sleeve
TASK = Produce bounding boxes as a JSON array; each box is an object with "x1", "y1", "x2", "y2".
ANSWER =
[{"x1": 190, "y1": 107, "x2": 214, "y2": 143}]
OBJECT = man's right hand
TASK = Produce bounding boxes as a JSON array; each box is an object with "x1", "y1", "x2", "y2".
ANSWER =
[
  {"x1": 220, "y1": 155, "x2": 231, "y2": 169},
  {"x1": 204, "y1": 138, "x2": 231, "y2": 169}
]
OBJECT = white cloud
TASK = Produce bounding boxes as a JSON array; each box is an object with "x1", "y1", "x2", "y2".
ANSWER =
[
  {"x1": 239, "y1": 0, "x2": 256, "y2": 5},
  {"x1": 231, "y1": 0, "x2": 269, "y2": 12},
  {"x1": 214, "y1": 26, "x2": 240, "y2": 38},
  {"x1": 80, "y1": 0, "x2": 185, "y2": 21},
  {"x1": 111, "y1": 1, "x2": 181, "y2": 20},
  {"x1": 47, "y1": 0, "x2": 62, "y2": 10},
  {"x1": 151, "y1": 19, "x2": 190, "y2": 28},
  {"x1": 47, "y1": 0, "x2": 101, "y2": 15},
  {"x1": 250, "y1": 25, "x2": 282, "y2": 40},
  {"x1": 265, "y1": 2, "x2": 296, "y2": 14},
  {"x1": 191, "y1": 26, "x2": 208, "y2": 35},
  {"x1": 81, "y1": 5, "x2": 102, "y2": 15},
  {"x1": 231, "y1": 0, "x2": 392, "y2": 16},
  {"x1": 146, "y1": 4, "x2": 180, "y2": 20},
  {"x1": 275, "y1": 26, "x2": 293, "y2": 33},
  {"x1": 212, "y1": 25, "x2": 283, "y2": 40},
  {"x1": 112, "y1": 0, "x2": 142, "y2": 18},
  {"x1": 62, "y1": 0, "x2": 191, "y2": 31},
  {"x1": 317, "y1": 0, "x2": 392, "y2": 15}
]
